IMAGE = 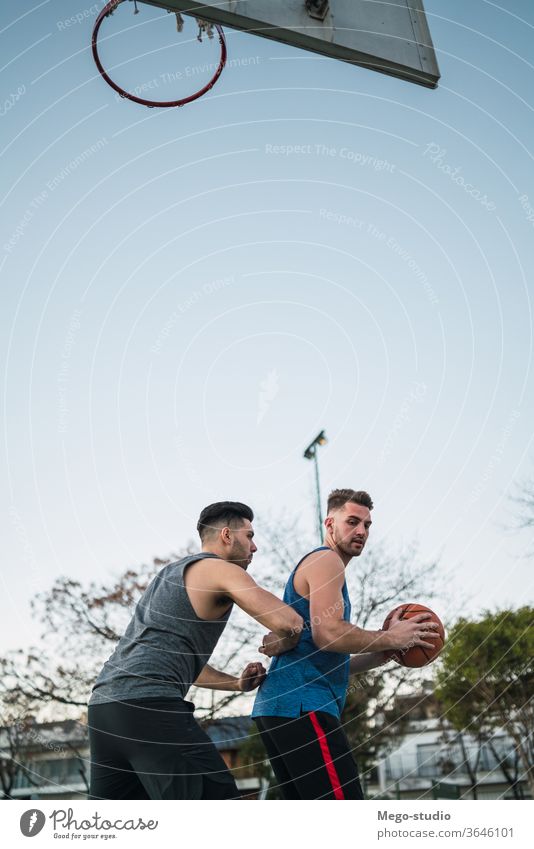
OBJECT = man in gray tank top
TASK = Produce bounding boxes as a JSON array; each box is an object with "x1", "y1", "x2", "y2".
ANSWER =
[{"x1": 88, "y1": 501, "x2": 303, "y2": 800}]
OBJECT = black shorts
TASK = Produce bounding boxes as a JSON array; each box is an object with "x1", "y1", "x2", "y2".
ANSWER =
[
  {"x1": 88, "y1": 698, "x2": 239, "y2": 800},
  {"x1": 254, "y1": 711, "x2": 364, "y2": 800}
]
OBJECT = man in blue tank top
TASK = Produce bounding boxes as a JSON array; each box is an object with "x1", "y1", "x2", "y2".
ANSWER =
[
  {"x1": 252, "y1": 488, "x2": 441, "y2": 800},
  {"x1": 88, "y1": 501, "x2": 303, "y2": 800}
]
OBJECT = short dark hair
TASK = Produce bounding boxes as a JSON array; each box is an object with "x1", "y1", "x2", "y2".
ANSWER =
[
  {"x1": 327, "y1": 488, "x2": 374, "y2": 514},
  {"x1": 197, "y1": 501, "x2": 254, "y2": 541}
]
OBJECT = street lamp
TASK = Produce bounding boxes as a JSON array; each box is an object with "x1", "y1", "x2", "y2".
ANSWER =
[{"x1": 303, "y1": 430, "x2": 328, "y2": 543}]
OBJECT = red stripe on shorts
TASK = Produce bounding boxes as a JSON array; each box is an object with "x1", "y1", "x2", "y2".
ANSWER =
[{"x1": 308, "y1": 711, "x2": 345, "y2": 799}]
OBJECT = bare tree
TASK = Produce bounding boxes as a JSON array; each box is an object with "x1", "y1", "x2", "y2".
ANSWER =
[
  {"x1": 0, "y1": 688, "x2": 43, "y2": 800},
  {"x1": 2, "y1": 551, "x2": 192, "y2": 714},
  {"x1": 511, "y1": 476, "x2": 534, "y2": 530}
]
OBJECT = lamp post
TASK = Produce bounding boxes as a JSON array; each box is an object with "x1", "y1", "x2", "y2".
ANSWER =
[{"x1": 303, "y1": 430, "x2": 327, "y2": 543}]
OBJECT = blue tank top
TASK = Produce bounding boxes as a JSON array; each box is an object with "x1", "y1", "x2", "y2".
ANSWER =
[{"x1": 252, "y1": 547, "x2": 351, "y2": 720}]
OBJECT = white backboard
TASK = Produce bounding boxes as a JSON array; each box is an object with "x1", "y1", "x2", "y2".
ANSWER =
[{"x1": 143, "y1": 0, "x2": 440, "y2": 88}]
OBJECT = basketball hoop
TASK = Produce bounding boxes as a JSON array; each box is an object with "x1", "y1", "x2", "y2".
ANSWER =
[{"x1": 91, "y1": 0, "x2": 227, "y2": 108}]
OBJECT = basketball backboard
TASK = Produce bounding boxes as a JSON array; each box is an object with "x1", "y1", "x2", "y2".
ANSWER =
[{"x1": 142, "y1": 0, "x2": 440, "y2": 88}]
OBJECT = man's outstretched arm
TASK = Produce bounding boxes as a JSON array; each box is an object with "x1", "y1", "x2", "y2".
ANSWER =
[{"x1": 213, "y1": 562, "x2": 303, "y2": 648}]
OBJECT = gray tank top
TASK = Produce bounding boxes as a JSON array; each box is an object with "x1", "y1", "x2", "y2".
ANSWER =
[{"x1": 88, "y1": 553, "x2": 231, "y2": 705}]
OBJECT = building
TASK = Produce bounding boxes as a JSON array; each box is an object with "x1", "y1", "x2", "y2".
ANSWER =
[
  {"x1": 375, "y1": 690, "x2": 531, "y2": 800},
  {"x1": 2, "y1": 718, "x2": 89, "y2": 801},
  {"x1": 2, "y1": 715, "x2": 267, "y2": 800}
]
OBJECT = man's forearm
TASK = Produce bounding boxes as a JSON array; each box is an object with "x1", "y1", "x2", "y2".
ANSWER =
[
  {"x1": 314, "y1": 621, "x2": 395, "y2": 654},
  {"x1": 194, "y1": 664, "x2": 239, "y2": 691},
  {"x1": 349, "y1": 651, "x2": 391, "y2": 675},
  {"x1": 268, "y1": 612, "x2": 303, "y2": 640}
]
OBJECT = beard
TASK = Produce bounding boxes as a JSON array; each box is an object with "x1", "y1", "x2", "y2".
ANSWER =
[
  {"x1": 230, "y1": 545, "x2": 250, "y2": 569},
  {"x1": 333, "y1": 528, "x2": 364, "y2": 557}
]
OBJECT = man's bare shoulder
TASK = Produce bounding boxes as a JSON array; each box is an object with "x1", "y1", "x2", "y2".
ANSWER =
[
  {"x1": 294, "y1": 548, "x2": 344, "y2": 597},
  {"x1": 300, "y1": 548, "x2": 344, "y2": 573},
  {"x1": 185, "y1": 557, "x2": 251, "y2": 590}
]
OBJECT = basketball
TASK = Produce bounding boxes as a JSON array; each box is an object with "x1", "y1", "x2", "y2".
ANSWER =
[{"x1": 382, "y1": 603, "x2": 445, "y2": 667}]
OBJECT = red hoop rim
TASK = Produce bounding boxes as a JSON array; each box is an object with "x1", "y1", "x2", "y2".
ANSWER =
[{"x1": 91, "y1": 0, "x2": 227, "y2": 108}]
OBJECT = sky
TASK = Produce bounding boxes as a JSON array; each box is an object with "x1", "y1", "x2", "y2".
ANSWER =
[{"x1": 1, "y1": 0, "x2": 534, "y2": 655}]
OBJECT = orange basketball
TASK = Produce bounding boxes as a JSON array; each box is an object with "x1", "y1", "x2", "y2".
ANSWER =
[{"x1": 382, "y1": 603, "x2": 445, "y2": 667}]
